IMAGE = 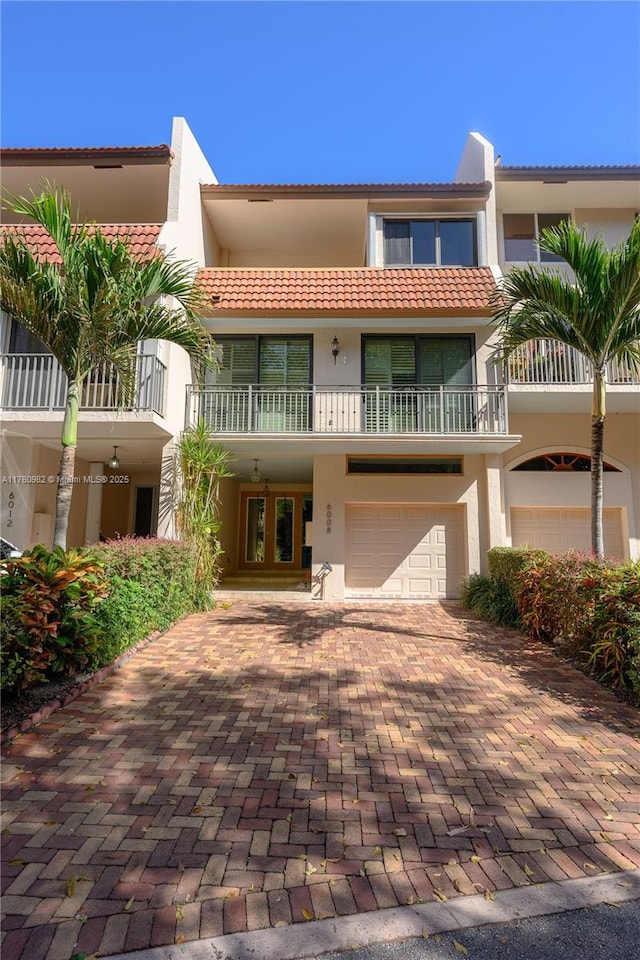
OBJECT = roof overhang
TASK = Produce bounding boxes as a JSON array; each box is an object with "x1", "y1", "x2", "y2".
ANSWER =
[
  {"x1": 0, "y1": 145, "x2": 173, "y2": 167},
  {"x1": 496, "y1": 166, "x2": 640, "y2": 183},
  {"x1": 201, "y1": 181, "x2": 492, "y2": 200}
]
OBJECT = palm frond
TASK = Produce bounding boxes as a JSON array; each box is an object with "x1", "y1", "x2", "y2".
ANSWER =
[{"x1": 493, "y1": 219, "x2": 640, "y2": 370}]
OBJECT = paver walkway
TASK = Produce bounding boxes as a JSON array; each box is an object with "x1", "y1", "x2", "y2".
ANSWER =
[{"x1": 1, "y1": 601, "x2": 639, "y2": 960}]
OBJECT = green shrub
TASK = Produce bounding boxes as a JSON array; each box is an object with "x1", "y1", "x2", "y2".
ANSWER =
[
  {"x1": 90, "y1": 538, "x2": 211, "y2": 669},
  {"x1": 0, "y1": 594, "x2": 44, "y2": 693},
  {"x1": 467, "y1": 549, "x2": 640, "y2": 699},
  {"x1": 1, "y1": 546, "x2": 108, "y2": 693},
  {"x1": 586, "y1": 563, "x2": 640, "y2": 689},
  {"x1": 1, "y1": 539, "x2": 212, "y2": 696},
  {"x1": 487, "y1": 547, "x2": 547, "y2": 585},
  {"x1": 459, "y1": 573, "x2": 521, "y2": 628}
]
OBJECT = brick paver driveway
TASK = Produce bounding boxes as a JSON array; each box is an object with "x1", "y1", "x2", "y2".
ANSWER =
[{"x1": 2, "y1": 601, "x2": 639, "y2": 959}]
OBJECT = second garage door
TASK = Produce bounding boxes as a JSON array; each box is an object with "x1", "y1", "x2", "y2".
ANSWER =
[
  {"x1": 511, "y1": 507, "x2": 624, "y2": 558},
  {"x1": 345, "y1": 504, "x2": 464, "y2": 599}
]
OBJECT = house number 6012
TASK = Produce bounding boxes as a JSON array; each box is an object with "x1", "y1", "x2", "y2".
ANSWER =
[{"x1": 326, "y1": 503, "x2": 332, "y2": 534}]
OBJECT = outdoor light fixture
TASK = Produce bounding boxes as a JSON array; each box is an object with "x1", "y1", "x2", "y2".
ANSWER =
[
  {"x1": 250, "y1": 459, "x2": 261, "y2": 483},
  {"x1": 108, "y1": 446, "x2": 120, "y2": 469},
  {"x1": 331, "y1": 336, "x2": 340, "y2": 364}
]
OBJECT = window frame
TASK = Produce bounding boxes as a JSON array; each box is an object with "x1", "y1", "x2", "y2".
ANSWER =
[
  {"x1": 361, "y1": 334, "x2": 477, "y2": 386},
  {"x1": 382, "y1": 217, "x2": 478, "y2": 268},
  {"x1": 503, "y1": 212, "x2": 571, "y2": 263},
  {"x1": 346, "y1": 455, "x2": 464, "y2": 476},
  {"x1": 207, "y1": 334, "x2": 313, "y2": 385}
]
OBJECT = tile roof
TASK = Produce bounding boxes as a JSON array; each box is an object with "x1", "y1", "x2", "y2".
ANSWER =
[
  {"x1": 196, "y1": 268, "x2": 497, "y2": 315},
  {"x1": 1, "y1": 224, "x2": 163, "y2": 263}
]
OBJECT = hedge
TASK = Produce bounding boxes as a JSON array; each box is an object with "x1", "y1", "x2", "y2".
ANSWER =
[
  {"x1": 1, "y1": 538, "x2": 212, "y2": 696},
  {"x1": 461, "y1": 548, "x2": 640, "y2": 698}
]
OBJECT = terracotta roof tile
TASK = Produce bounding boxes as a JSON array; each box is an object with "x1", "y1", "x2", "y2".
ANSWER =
[
  {"x1": 1, "y1": 224, "x2": 163, "y2": 263},
  {"x1": 197, "y1": 268, "x2": 497, "y2": 316}
]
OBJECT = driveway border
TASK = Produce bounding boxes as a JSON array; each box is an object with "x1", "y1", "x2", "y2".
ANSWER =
[{"x1": 102, "y1": 869, "x2": 640, "y2": 960}]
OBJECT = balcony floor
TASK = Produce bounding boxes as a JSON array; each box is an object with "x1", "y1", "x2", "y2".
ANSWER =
[{"x1": 507, "y1": 384, "x2": 640, "y2": 414}]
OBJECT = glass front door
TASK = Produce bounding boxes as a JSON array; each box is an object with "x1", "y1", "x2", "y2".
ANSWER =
[{"x1": 241, "y1": 492, "x2": 310, "y2": 568}]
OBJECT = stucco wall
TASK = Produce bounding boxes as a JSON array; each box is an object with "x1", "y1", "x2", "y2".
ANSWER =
[
  {"x1": 100, "y1": 468, "x2": 161, "y2": 541},
  {"x1": 505, "y1": 412, "x2": 639, "y2": 558},
  {"x1": 311, "y1": 453, "x2": 486, "y2": 599},
  {"x1": 575, "y1": 208, "x2": 637, "y2": 246},
  {"x1": 217, "y1": 476, "x2": 240, "y2": 576},
  {"x1": 30, "y1": 444, "x2": 90, "y2": 549}
]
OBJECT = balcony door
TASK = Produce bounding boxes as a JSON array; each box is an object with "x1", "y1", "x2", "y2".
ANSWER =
[
  {"x1": 240, "y1": 491, "x2": 311, "y2": 570},
  {"x1": 206, "y1": 336, "x2": 312, "y2": 432},
  {"x1": 362, "y1": 336, "x2": 474, "y2": 432}
]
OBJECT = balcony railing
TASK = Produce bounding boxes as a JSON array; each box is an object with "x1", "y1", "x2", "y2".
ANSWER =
[
  {"x1": 506, "y1": 340, "x2": 639, "y2": 385},
  {"x1": 0, "y1": 353, "x2": 167, "y2": 415},
  {"x1": 186, "y1": 384, "x2": 508, "y2": 435}
]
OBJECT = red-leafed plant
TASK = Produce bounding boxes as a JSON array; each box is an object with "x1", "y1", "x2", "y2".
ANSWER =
[{"x1": 1, "y1": 545, "x2": 108, "y2": 691}]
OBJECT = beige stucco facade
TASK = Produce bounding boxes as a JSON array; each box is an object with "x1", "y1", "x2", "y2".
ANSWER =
[{"x1": 1, "y1": 121, "x2": 638, "y2": 596}]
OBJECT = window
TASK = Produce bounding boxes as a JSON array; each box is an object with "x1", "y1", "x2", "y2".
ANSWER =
[
  {"x1": 206, "y1": 336, "x2": 313, "y2": 432},
  {"x1": 363, "y1": 336, "x2": 474, "y2": 386},
  {"x1": 347, "y1": 457, "x2": 463, "y2": 475},
  {"x1": 503, "y1": 213, "x2": 570, "y2": 262},
  {"x1": 207, "y1": 336, "x2": 312, "y2": 385},
  {"x1": 8, "y1": 319, "x2": 48, "y2": 354},
  {"x1": 362, "y1": 336, "x2": 475, "y2": 433},
  {"x1": 383, "y1": 219, "x2": 477, "y2": 267},
  {"x1": 513, "y1": 453, "x2": 619, "y2": 472}
]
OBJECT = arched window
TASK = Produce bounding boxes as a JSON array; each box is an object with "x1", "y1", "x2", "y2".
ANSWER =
[{"x1": 512, "y1": 453, "x2": 619, "y2": 472}]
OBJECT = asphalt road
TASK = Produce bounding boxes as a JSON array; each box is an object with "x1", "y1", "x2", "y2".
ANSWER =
[{"x1": 313, "y1": 900, "x2": 640, "y2": 960}]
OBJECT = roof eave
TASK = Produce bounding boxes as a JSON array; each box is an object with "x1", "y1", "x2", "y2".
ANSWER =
[
  {"x1": 0, "y1": 146, "x2": 174, "y2": 167},
  {"x1": 200, "y1": 181, "x2": 493, "y2": 200},
  {"x1": 496, "y1": 167, "x2": 640, "y2": 182},
  {"x1": 203, "y1": 307, "x2": 494, "y2": 319}
]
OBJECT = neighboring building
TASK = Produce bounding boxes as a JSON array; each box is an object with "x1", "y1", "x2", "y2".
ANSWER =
[{"x1": 1, "y1": 121, "x2": 638, "y2": 598}]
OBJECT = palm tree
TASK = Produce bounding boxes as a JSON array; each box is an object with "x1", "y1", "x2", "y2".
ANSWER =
[
  {"x1": 493, "y1": 218, "x2": 640, "y2": 556},
  {"x1": 0, "y1": 185, "x2": 212, "y2": 549}
]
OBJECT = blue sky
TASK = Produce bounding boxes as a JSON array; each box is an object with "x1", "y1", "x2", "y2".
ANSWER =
[{"x1": 2, "y1": 1, "x2": 639, "y2": 183}]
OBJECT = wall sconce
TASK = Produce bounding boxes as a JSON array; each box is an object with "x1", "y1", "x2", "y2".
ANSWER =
[
  {"x1": 250, "y1": 459, "x2": 261, "y2": 483},
  {"x1": 331, "y1": 336, "x2": 340, "y2": 365},
  {"x1": 108, "y1": 446, "x2": 120, "y2": 469},
  {"x1": 263, "y1": 479, "x2": 270, "y2": 498}
]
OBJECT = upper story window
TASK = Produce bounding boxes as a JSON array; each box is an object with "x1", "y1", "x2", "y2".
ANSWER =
[
  {"x1": 503, "y1": 213, "x2": 570, "y2": 262},
  {"x1": 207, "y1": 336, "x2": 312, "y2": 385},
  {"x1": 383, "y1": 219, "x2": 477, "y2": 267},
  {"x1": 363, "y1": 335, "x2": 475, "y2": 386},
  {"x1": 5, "y1": 318, "x2": 48, "y2": 354}
]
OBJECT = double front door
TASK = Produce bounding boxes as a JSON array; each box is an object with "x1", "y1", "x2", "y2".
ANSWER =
[{"x1": 240, "y1": 491, "x2": 312, "y2": 569}]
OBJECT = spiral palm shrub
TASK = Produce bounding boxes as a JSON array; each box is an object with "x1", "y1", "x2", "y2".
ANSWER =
[{"x1": 175, "y1": 420, "x2": 234, "y2": 585}]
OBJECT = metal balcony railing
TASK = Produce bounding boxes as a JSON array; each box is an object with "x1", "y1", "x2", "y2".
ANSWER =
[
  {"x1": 186, "y1": 384, "x2": 508, "y2": 435},
  {"x1": 505, "y1": 340, "x2": 639, "y2": 385},
  {"x1": 0, "y1": 353, "x2": 167, "y2": 415}
]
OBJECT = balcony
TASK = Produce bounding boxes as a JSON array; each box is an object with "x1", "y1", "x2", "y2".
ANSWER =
[
  {"x1": 186, "y1": 384, "x2": 508, "y2": 436},
  {"x1": 0, "y1": 353, "x2": 167, "y2": 415},
  {"x1": 506, "y1": 340, "x2": 639, "y2": 385}
]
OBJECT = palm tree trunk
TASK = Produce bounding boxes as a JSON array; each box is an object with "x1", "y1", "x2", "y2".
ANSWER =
[
  {"x1": 591, "y1": 367, "x2": 606, "y2": 557},
  {"x1": 53, "y1": 380, "x2": 80, "y2": 549}
]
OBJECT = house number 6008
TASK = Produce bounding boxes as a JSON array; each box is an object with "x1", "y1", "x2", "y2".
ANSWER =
[{"x1": 326, "y1": 503, "x2": 332, "y2": 534}]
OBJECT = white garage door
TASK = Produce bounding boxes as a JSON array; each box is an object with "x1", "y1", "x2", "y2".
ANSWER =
[
  {"x1": 345, "y1": 504, "x2": 464, "y2": 599},
  {"x1": 511, "y1": 507, "x2": 624, "y2": 558}
]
